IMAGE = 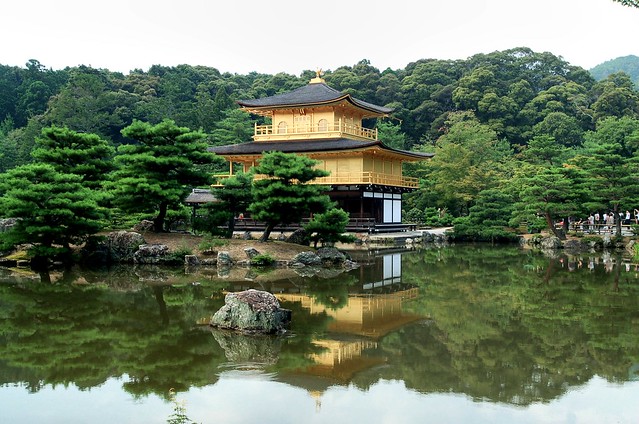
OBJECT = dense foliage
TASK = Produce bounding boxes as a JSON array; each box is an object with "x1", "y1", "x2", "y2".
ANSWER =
[
  {"x1": 1, "y1": 47, "x2": 639, "y2": 245},
  {"x1": 590, "y1": 55, "x2": 639, "y2": 87}
]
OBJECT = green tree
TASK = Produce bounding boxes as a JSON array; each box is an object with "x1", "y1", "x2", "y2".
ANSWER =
[
  {"x1": 304, "y1": 208, "x2": 355, "y2": 248},
  {"x1": 511, "y1": 165, "x2": 579, "y2": 239},
  {"x1": 414, "y1": 112, "x2": 511, "y2": 215},
  {"x1": 248, "y1": 151, "x2": 332, "y2": 242},
  {"x1": 212, "y1": 172, "x2": 254, "y2": 237},
  {"x1": 532, "y1": 111, "x2": 584, "y2": 147},
  {"x1": 452, "y1": 188, "x2": 517, "y2": 242},
  {"x1": 575, "y1": 117, "x2": 639, "y2": 235},
  {"x1": 0, "y1": 164, "x2": 104, "y2": 265},
  {"x1": 45, "y1": 66, "x2": 135, "y2": 144},
  {"x1": 377, "y1": 120, "x2": 408, "y2": 150},
  {"x1": 31, "y1": 125, "x2": 115, "y2": 189},
  {"x1": 109, "y1": 120, "x2": 222, "y2": 232},
  {"x1": 14, "y1": 60, "x2": 68, "y2": 127},
  {"x1": 522, "y1": 135, "x2": 570, "y2": 166},
  {"x1": 209, "y1": 108, "x2": 254, "y2": 146},
  {"x1": 590, "y1": 73, "x2": 639, "y2": 121}
]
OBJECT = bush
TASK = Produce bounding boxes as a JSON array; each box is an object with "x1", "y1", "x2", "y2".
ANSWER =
[
  {"x1": 165, "y1": 245, "x2": 193, "y2": 264},
  {"x1": 452, "y1": 216, "x2": 519, "y2": 243},
  {"x1": 198, "y1": 236, "x2": 227, "y2": 252},
  {"x1": 250, "y1": 253, "x2": 276, "y2": 267},
  {"x1": 405, "y1": 207, "x2": 424, "y2": 224},
  {"x1": 581, "y1": 235, "x2": 604, "y2": 247},
  {"x1": 304, "y1": 208, "x2": 355, "y2": 248},
  {"x1": 423, "y1": 207, "x2": 454, "y2": 227}
]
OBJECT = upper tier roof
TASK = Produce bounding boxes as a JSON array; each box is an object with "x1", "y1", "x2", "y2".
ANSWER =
[{"x1": 237, "y1": 82, "x2": 393, "y2": 117}]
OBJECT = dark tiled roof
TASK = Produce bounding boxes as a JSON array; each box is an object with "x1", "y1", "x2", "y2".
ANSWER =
[
  {"x1": 208, "y1": 139, "x2": 434, "y2": 160},
  {"x1": 184, "y1": 189, "x2": 216, "y2": 204},
  {"x1": 237, "y1": 83, "x2": 393, "y2": 116}
]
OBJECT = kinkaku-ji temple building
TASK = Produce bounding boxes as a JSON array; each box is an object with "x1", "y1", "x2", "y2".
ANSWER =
[{"x1": 207, "y1": 72, "x2": 433, "y2": 232}]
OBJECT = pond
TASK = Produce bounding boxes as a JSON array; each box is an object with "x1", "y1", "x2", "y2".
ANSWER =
[{"x1": 1, "y1": 244, "x2": 638, "y2": 423}]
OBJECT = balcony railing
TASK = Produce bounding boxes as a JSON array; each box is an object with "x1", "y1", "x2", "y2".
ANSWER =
[
  {"x1": 213, "y1": 172, "x2": 419, "y2": 188},
  {"x1": 253, "y1": 121, "x2": 378, "y2": 141}
]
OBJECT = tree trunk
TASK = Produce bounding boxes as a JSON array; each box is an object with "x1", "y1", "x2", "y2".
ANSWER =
[
  {"x1": 259, "y1": 222, "x2": 276, "y2": 242},
  {"x1": 154, "y1": 202, "x2": 168, "y2": 232},
  {"x1": 226, "y1": 216, "x2": 236, "y2": 239},
  {"x1": 545, "y1": 212, "x2": 566, "y2": 240},
  {"x1": 614, "y1": 208, "x2": 622, "y2": 237}
]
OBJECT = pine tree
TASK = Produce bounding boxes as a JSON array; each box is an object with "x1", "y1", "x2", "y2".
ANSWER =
[
  {"x1": 0, "y1": 164, "x2": 104, "y2": 266},
  {"x1": 109, "y1": 119, "x2": 222, "y2": 232},
  {"x1": 31, "y1": 125, "x2": 114, "y2": 189},
  {"x1": 248, "y1": 151, "x2": 331, "y2": 242}
]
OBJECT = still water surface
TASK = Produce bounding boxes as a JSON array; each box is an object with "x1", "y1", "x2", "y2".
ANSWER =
[{"x1": 1, "y1": 245, "x2": 638, "y2": 423}]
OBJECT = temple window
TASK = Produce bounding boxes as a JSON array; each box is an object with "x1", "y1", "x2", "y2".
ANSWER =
[
  {"x1": 277, "y1": 121, "x2": 288, "y2": 134},
  {"x1": 294, "y1": 115, "x2": 310, "y2": 132},
  {"x1": 318, "y1": 119, "x2": 328, "y2": 132}
]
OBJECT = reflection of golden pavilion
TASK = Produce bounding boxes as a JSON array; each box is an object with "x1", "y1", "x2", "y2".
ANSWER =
[
  {"x1": 277, "y1": 289, "x2": 421, "y2": 382},
  {"x1": 279, "y1": 289, "x2": 420, "y2": 338}
]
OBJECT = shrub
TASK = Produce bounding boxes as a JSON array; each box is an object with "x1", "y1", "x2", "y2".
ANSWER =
[
  {"x1": 424, "y1": 207, "x2": 454, "y2": 227},
  {"x1": 165, "y1": 245, "x2": 193, "y2": 264},
  {"x1": 405, "y1": 207, "x2": 424, "y2": 224},
  {"x1": 304, "y1": 208, "x2": 355, "y2": 248},
  {"x1": 581, "y1": 235, "x2": 604, "y2": 247},
  {"x1": 250, "y1": 253, "x2": 276, "y2": 267},
  {"x1": 198, "y1": 236, "x2": 227, "y2": 252}
]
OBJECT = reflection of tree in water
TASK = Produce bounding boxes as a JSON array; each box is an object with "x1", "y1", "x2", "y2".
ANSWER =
[
  {"x1": 1, "y1": 246, "x2": 638, "y2": 405},
  {"x1": 0, "y1": 269, "x2": 335, "y2": 398},
  {"x1": 0, "y1": 278, "x2": 228, "y2": 399},
  {"x1": 351, "y1": 245, "x2": 639, "y2": 405}
]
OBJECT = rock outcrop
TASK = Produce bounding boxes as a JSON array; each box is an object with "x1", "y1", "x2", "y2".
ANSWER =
[
  {"x1": 81, "y1": 231, "x2": 146, "y2": 264},
  {"x1": 285, "y1": 229, "x2": 309, "y2": 245},
  {"x1": 0, "y1": 218, "x2": 19, "y2": 233},
  {"x1": 210, "y1": 289, "x2": 291, "y2": 334},
  {"x1": 133, "y1": 244, "x2": 170, "y2": 264},
  {"x1": 316, "y1": 247, "x2": 348, "y2": 265},
  {"x1": 290, "y1": 251, "x2": 322, "y2": 267}
]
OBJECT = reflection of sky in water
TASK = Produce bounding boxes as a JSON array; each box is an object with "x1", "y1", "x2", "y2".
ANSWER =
[{"x1": 2, "y1": 376, "x2": 638, "y2": 424}]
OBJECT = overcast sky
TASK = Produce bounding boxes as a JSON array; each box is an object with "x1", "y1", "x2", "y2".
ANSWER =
[{"x1": 3, "y1": 0, "x2": 638, "y2": 75}]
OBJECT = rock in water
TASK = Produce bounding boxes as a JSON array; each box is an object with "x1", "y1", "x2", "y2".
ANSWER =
[{"x1": 210, "y1": 289, "x2": 291, "y2": 334}]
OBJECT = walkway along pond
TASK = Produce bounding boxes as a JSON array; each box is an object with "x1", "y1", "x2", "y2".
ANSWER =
[{"x1": 1, "y1": 244, "x2": 638, "y2": 423}]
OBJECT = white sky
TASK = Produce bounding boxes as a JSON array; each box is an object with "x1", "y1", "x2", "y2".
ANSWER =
[{"x1": 3, "y1": 0, "x2": 639, "y2": 75}]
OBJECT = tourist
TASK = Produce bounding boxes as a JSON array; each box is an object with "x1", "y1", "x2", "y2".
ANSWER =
[
  {"x1": 635, "y1": 208, "x2": 639, "y2": 225},
  {"x1": 625, "y1": 210, "x2": 631, "y2": 225},
  {"x1": 606, "y1": 212, "x2": 615, "y2": 232}
]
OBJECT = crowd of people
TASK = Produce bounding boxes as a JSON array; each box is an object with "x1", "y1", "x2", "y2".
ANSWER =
[{"x1": 568, "y1": 208, "x2": 639, "y2": 233}]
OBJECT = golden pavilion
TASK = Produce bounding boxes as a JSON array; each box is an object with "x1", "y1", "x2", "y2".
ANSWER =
[{"x1": 209, "y1": 72, "x2": 432, "y2": 231}]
